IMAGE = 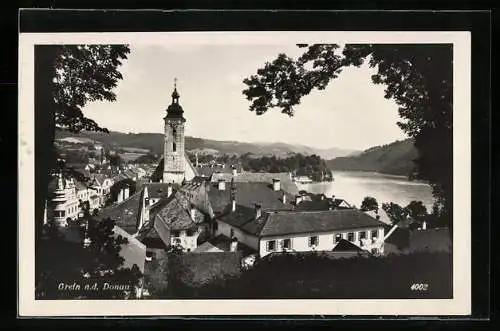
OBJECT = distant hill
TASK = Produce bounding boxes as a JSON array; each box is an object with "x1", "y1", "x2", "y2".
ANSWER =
[
  {"x1": 327, "y1": 139, "x2": 418, "y2": 177},
  {"x1": 54, "y1": 130, "x2": 357, "y2": 159}
]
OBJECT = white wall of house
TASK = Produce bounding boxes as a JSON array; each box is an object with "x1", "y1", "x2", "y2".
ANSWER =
[
  {"x1": 259, "y1": 227, "x2": 385, "y2": 257},
  {"x1": 170, "y1": 228, "x2": 200, "y2": 252},
  {"x1": 216, "y1": 221, "x2": 260, "y2": 251}
]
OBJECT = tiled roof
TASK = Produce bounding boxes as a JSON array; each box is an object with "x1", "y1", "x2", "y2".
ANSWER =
[
  {"x1": 94, "y1": 191, "x2": 143, "y2": 235},
  {"x1": 75, "y1": 180, "x2": 89, "y2": 191},
  {"x1": 217, "y1": 204, "x2": 270, "y2": 236},
  {"x1": 193, "y1": 234, "x2": 257, "y2": 256},
  {"x1": 409, "y1": 228, "x2": 452, "y2": 253},
  {"x1": 143, "y1": 183, "x2": 174, "y2": 199},
  {"x1": 210, "y1": 172, "x2": 298, "y2": 195},
  {"x1": 150, "y1": 159, "x2": 163, "y2": 182},
  {"x1": 153, "y1": 191, "x2": 200, "y2": 231},
  {"x1": 384, "y1": 227, "x2": 410, "y2": 252},
  {"x1": 384, "y1": 227, "x2": 451, "y2": 254},
  {"x1": 90, "y1": 173, "x2": 109, "y2": 186},
  {"x1": 193, "y1": 241, "x2": 225, "y2": 253},
  {"x1": 332, "y1": 239, "x2": 364, "y2": 252},
  {"x1": 364, "y1": 209, "x2": 392, "y2": 225},
  {"x1": 196, "y1": 166, "x2": 218, "y2": 178},
  {"x1": 181, "y1": 178, "x2": 205, "y2": 192},
  {"x1": 208, "y1": 182, "x2": 295, "y2": 214},
  {"x1": 219, "y1": 208, "x2": 386, "y2": 238},
  {"x1": 260, "y1": 210, "x2": 386, "y2": 237},
  {"x1": 123, "y1": 169, "x2": 136, "y2": 179}
]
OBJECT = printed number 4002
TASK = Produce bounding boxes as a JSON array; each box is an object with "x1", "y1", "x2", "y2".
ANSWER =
[{"x1": 411, "y1": 283, "x2": 429, "y2": 291}]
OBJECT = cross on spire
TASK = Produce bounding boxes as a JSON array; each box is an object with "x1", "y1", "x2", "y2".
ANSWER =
[{"x1": 171, "y1": 77, "x2": 180, "y2": 102}]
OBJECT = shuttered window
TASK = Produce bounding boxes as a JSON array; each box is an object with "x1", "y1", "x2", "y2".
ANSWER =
[
  {"x1": 267, "y1": 240, "x2": 276, "y2": 251},
  {"x1": 308, "y1": 236, "x2": 319, "y2": 247}
]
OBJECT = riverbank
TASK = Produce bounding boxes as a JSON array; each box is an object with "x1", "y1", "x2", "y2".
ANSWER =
[{"x1": 298, "y1": 170, "x2": 434, "y2": 209}]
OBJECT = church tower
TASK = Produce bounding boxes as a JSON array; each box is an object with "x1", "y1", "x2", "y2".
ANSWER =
[{"x1": 163, "y1": 79, "x2": 187, "y2": 184}]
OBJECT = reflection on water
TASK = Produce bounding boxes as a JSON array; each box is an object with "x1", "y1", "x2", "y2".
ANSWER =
[{"x1": 298, "y1": 171, "x2": 435, "y2": 209}]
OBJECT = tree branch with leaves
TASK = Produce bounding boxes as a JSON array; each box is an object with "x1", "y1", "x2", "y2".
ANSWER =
[{"x1": 243, "y1": 44, "x2": 452, "y2": 230}]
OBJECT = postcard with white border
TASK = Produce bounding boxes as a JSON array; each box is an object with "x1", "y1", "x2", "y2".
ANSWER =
[{"x1": 18, "y1": 29, "x2": 472, "y2": 317}]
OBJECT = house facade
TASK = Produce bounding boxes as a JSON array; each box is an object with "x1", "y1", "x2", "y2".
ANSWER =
[
  {"x1": 49, "y1": 173, "x2": 101, "y2": 226},
  {"x1": 258, "y1": 226, "x2": 385, "y2": 257},
  {"x1": 215, "y1": 207, "x2": 386, "y2": 258},
  {"x1": 89, "y1": 174, "x2": 114, "y2": 207}
]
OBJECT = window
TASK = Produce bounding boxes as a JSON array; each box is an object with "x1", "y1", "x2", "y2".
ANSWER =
[
  {"x1": 267, "y1": 240, "x2": 276, "y2": 252},
  {"x1": 186, "y1": 230, "x2": 194, "y2": 237},
  {"x1": 308, "y1": 236, "x2": 319, "y2": 247},
  {"x1": 371, "y1": 229, "x2": 378, "y2": 239},
  {"x1": 334, "y1": 234, "x2": 342, "y2": 243},
  {"x1": 282, "y1": 238, "x2": 291, "y2": 249},
  {"x1": 173, "y1": 142, "x2": 177, "y2": 152},
  {"x1": 359, "y1": 231, "x2": 367, "y2": 240},
  {"x1": 347, "y1": 232, "x2": 355, "y2": 242},
  {"x1": 146, "y1": 251, "x2": 155, "y2": 261},
  {"x1": 172, "y1": 231, "x2": 180, "y2": 237}
]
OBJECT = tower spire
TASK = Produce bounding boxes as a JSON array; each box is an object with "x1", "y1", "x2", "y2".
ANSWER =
[{"x1": 172, "y1": 77, "x2": 179, "y2": 103}]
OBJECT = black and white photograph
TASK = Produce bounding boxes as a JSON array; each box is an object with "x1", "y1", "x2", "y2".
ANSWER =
[{"x1": 18, "y1": 29, "x2": 472, "y2": 316}]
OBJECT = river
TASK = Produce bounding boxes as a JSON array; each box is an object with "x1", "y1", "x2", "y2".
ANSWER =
[{"x1": 297, "y1": 170, "x2": 435, "y2": 210}]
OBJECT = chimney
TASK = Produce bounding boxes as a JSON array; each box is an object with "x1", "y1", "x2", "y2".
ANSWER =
[
  {"x1": 272, "y1": 178, "x2": 281, "y2": 191},
  {"x1": 282, "y1": 192, "x2": 287, "y2": 204},
  {"x1": 167, "y1": 184, "x2": 173, "y2": 198},
  {"x1": 254, "y1": 204, "x2": 262, "y2": 220},
  {"x1": 218, "y1": 179, "x2": 226, "y2": 191},
  {"x1": 230, "y1": 237, "x2": 238, "y2": 252},
  {"x1": 231, "y1": 199, "x2": 236, "y2": 212},
  {"x1": 123, "y1": 186, "x2": 130, "y2": 200},
  {"x1": 117, "y1": 189, "x2": 124, "y2": 203},
  {"x1": 190, "y1": 207, "x2": 196, "y2": 221}
]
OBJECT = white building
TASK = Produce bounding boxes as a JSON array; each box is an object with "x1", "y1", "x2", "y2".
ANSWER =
[
  {"x1": 89, "y1": 174, "x2": 114, "y2": 206},
  {"x1": 215, "y1": 206, "x2": 386, "y2": 258},
  {"x1": 49, "y1": 173, "x2": 101, "y2": 226}
]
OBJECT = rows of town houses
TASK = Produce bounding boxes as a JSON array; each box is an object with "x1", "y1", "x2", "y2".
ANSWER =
[{"x1": 45, "y1": 84, "x2": 451, "y2": 295}]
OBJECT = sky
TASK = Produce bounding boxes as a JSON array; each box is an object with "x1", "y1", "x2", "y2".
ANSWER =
[{"x1": 83, "y1": 44, "x2": 408, "y2": 151}]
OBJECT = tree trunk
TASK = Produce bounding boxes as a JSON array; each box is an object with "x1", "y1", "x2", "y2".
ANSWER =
[{"x1": 34, "y1": 45, "x2": 60, "y2": 242}]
